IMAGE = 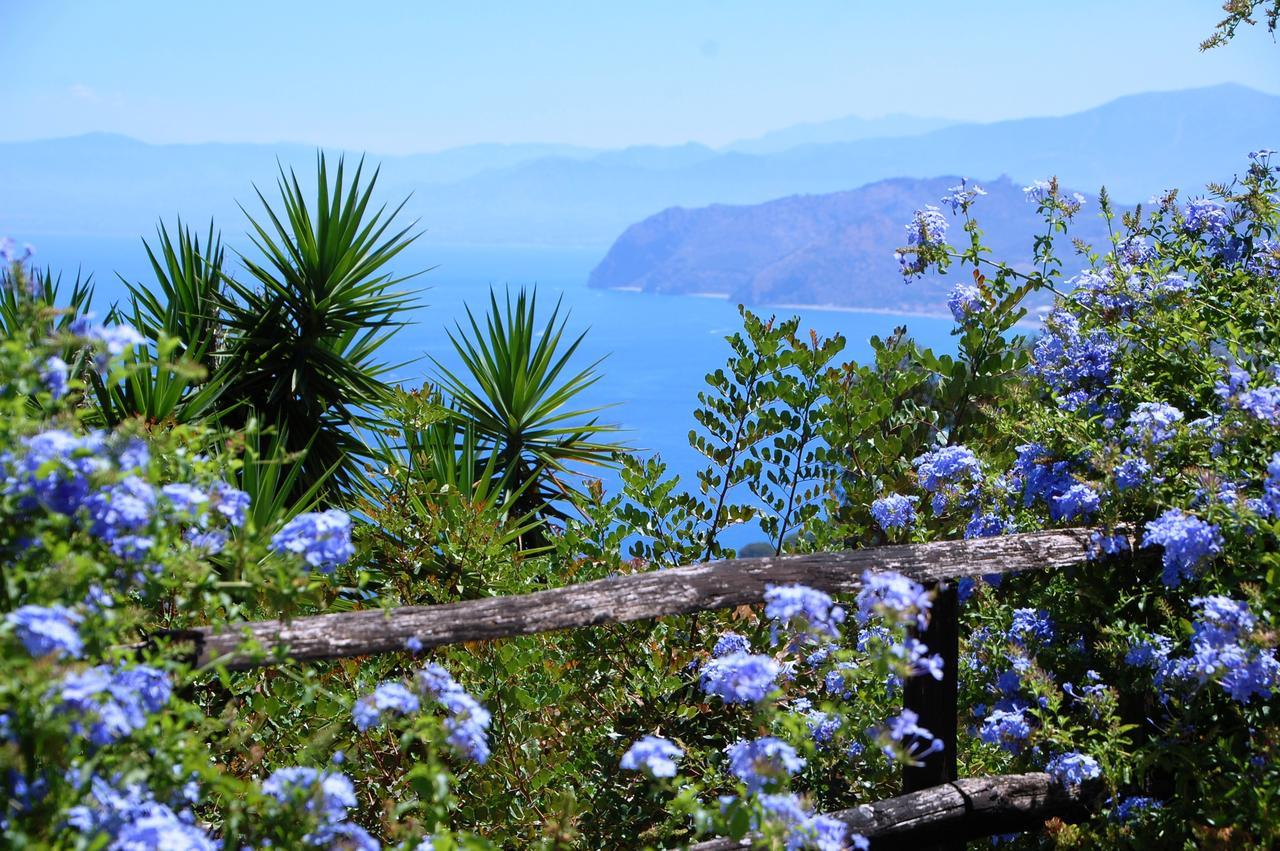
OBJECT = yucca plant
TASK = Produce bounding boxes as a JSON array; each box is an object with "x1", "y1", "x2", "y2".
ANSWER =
[
  {"x1": 214, "y1": 153, "x2": 422, "y2": 499},
  {"x1": 0, "y1": 264, "x2": 95, "y2": 348},
  {"x1": 431, "y1": 287, "x2": 623, "y2": 524},
  {"x1": 125, "y1": 220, "x2": 226, "y2": 374}
]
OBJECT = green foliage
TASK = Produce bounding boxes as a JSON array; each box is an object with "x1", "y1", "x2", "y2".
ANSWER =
[{"x1": 432, "y1": 287, "x2": 623, "y2": 527}]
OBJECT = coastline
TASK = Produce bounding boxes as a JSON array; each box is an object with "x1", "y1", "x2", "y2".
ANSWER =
[{"x1": 604, "y1": 286, "x2": 1046, "y2": 328}]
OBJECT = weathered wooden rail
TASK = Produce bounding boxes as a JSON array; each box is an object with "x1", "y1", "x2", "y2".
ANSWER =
[
  {"x1": 168, "y1": 527, "x2": 1122, "y2": 849},
  {"x1": 180, "y1": 528, "x2": 1099, "y2": 669},
  {"x1": 689, "y1": 772, "x2": 1101, "y2": 850}
]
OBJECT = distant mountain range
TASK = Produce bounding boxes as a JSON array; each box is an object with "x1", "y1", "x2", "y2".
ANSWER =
[
  {"x1": 587, "y1": 176, "x2": 1113, "y2": 314},
  {"x1": 1, "y1": 84, "x2": 1275, "y2": 253}
]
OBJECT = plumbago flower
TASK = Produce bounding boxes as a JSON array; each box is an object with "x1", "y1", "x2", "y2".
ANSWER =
[
  {"x1": 855, "y1": 570, "x2": 932, "y2": 629},
  {"x1": 913, "y1": 445, "x2": 982, "y2": 515},
  {"x1": 725, "y1": 737, "x2": 806, "y2": 792},
  {"x1": 1046, "y1": 752, "x2": 1102, "y2": 787},
  {"x1": 870, "y1": 709, "x2": 944, "y2": 766},
  {"x1": 621, "y1": 735, "x2": 683, "y2": 778},
  {"x1": 764, "y1": 584, "x2": 845, "y2": 644},
  {"x1": 1141, "y1": 509, "x2": 1223, "y2": 587},
  {"x1": 870, "y1": 493, "x2": 918, "y2": 532},
  {"x1": 700, "y1": 652, "x2": 782, "y2": 704},
  {"x1": 6, "y1": 604, "x2": 84, "y2": 659},
  {"x1": 270, "y1": 509, "x2": 355, "y2": 572}
]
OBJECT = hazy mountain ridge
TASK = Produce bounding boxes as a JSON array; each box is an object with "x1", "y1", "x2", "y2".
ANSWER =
[
  {"x1": 588, "y1": 176, "x2": 1115, "y2": 314},
  {"x1": 1, "y1": 85, "x2": 1275, "y2": 247}
]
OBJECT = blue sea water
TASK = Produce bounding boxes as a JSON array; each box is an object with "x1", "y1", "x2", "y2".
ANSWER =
[{"x1": 28, "y1": 235, "x2": 959, "y2": 546}]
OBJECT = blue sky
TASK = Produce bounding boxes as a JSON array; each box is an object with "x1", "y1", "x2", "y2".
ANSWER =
[{"x1": 4, "y1": 0, "x2": 1278, "y2": 153}]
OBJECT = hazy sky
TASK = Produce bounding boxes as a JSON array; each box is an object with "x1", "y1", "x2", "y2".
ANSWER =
[{"x1": 4, "y1": 0, "x2": 1278, "y2": 153}]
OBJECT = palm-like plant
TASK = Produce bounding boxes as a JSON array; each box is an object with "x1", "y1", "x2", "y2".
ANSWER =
[
  {"x1": 125, "y1": 220, "x2": 226, "y2": 374},
  {"x1": 214, "y1": 154, "x2": 422, "y2": 498},
  {"x1": 431, "y1": 287, "x2": 622, "y2": 521}
]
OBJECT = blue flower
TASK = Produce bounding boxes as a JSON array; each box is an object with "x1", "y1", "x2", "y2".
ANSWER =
[
  {"x1": 270, "y1": 509, "x2": 355, "y2": 572},
  {"x1": 1184, "y1": 198, "x2": 1231, "y2": 240},
  {"x1": 913, "y1": 445, "x2": 982, "y2": 514},
  {"x1": 905, "y1": 206, "x2": 948, "y2": 248},
  {"x1": 352, "y1": 681, "x2": 421, "y2": 732},
  {"x1": 725, "y1": 737, "x2": 805, "y2": 792},
  {"x1": 1045, "y1": 752, "x2": 1101, "y2": 786},
  {"x1": 66, "y1": 775, "x2": 217, "y2": 851},
  {"x1": 40, "y1": 356, "x2": 69, "y2": 399},
  {"x1": 823, "y1": 662, "x2": 857, "y2": 698},
  {"x1": 979, "y1": 708, "x2": 1031, "y2": 753},
  {"x1": 947, "y1": 283, "x2": 984, "y2": 322},
  {"x1": 1030, "y1": 311, "x2": 1116, "y2": 411},
  {"x1": 856, "y1": 570, "x2": 931, "y2": 629},
  {"x1": 1124, "y1": 402, "x2": 1183, "y2": 447},
  {"x1": 1008, "y1": 609, "x2": 1053, "y2": 647},
  {"x1": 439, "y1": 690, "x2": 492, "y2": 764},
  {"x1": 872, "y1": 709, "x2": 944, "y2": 766},
  {"x1": 800, "y1": 708, "x2": 841, "y2": 748},
  {"x1": 7, "y1": 604, "x2": 83, "y2": 659},
  {"x1": 185, "y1": 528, "x2": 228, "y2": 554},
  {"x1": 1114, "y1": 457, "x2": 1151, "y2": 491},
  {"x1": 870, "y1": 493, "x2": 918, "y2": 532},
  {"x1": 209, "y1": 481, "x2": 251, "y2": 527},
  {"x1": 712, "y1": 631, "x2": 751, "y2": 657},
  {"x1": 85, "y1": 476, "x2": 156, "y2": 560},
  {"x1": 1048, "y1": 482, "x2": 1099, "y2": 522},
  {"x1": 1110, "y1": 795, "x2": 1162, "y2": 823},
  {"x1": 57, "y1": 663, "x2": 171, "y2": 746},
  {"x1": 160, "y1": 483, "x2": 207, "y2": 519},
  {"x1": 261, "y1": 766, "x2": 356, "y2": 827},
  {"x1": 1022, "y1": 180, "x2": 1053, "y2": 203},
  {"x1": 940, "y1": 179, "x2": 986, "y2": 214},
  {"x1": 414, "y1": 663, "x2": 491, "y2": 763},
  {"x1": 965, "y1": 511, "x2": 1010, "y2": 539},
  {"x1": 1141, "y1": 509, "x2": 1223, "y2": 586},
  {"x1": 1237, "y1": 385, "x2": 1280, "y2": 423},
  {"x1": 620, "y1": 735, "x2": 683, "y2": 778},
  {"x1": 405, "y1": 636, "x2": 424, "y2": 654},
  {"x1": 764, "y1": 584, "x2": 844, "y2": 644},
  {"x1": 700, "y1": 652, "x2": 781, "y2": 704},
  {"x1": 10, "y1": 429, "x2": 109, "y2": 515}
]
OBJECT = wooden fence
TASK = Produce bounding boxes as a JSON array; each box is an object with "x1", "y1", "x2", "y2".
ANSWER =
[{"x1": 165, "y1": 528, "x2": 1114, "y2": 849}]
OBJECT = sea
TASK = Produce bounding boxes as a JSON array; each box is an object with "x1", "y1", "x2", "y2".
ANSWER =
[{"x1": 28, "y1": 236, "x2": 959, "y2": 547}]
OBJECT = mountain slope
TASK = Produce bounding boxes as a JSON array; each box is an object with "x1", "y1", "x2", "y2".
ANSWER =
[
  {"x1": 1, "y1": 85, "x2": 1274, "y2": 245},
  {"x1": 587, "y1": 176, "x2": 1114, "y2": 313}
]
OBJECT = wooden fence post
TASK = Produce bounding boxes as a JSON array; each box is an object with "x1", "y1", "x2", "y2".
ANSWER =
[{"x1": 903, "y1": 581, "x2": 962, "y2": 849}]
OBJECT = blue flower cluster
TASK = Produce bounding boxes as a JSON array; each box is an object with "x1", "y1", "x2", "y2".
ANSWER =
[
  {"x1": 913, "y1": 445, "x2": 982, "y2": 514},
  {"x1": 940, "y1": 179, "x2": 986, "y2": 214},
  {"x1": 7, "y1": 604, "x2": 84, "y2": 659},
  {"x1": 620, "y1": 735, "x2": 683, "y2": 778},
  {"x1": 57, "y1": 663, "x2": 172, "y2": 746},
  {"x1": 979, "y1": 708, "x2": 1031, "y2": 753},
  {"x1": 712, "y1": 631, "x2": 751, "y2": 657},
  {"x1": 725, "y1": 736, "x2": 806, "y2": 792},
  {"x1": 699, "y1": 652, "x2": 781, "y2": 704},
  {"x1": 352, "y1": 681, "x2": 421, "y2": 732},
  {"x1": 1141, "y1": 509, "x2": 1223, "y2": 587},
  {"x1": 1183, "y1": 198, "x2": 1231, "y2": 240},
  {"x1": 1127, "y1": 596, "x2": 1279, "y2": 703},
  {"x1": 270, "y1": 509, "x2": 356, "y2": 573},
  {"x1": 262, "y1": 766, "x2": 377, "y2": 849},
  {"x1": 758, "y1": 792, "x2": 861, "y2": 850},
  {"x1": 947, "y1": 283, "x2": 984, "y2": 323},
  {"x1": 870, "y1": 493, "x2": 918, "y2": 532},
  {"x1": 1030, "y1": 310, "x2": 1117, "y2": 411},
  {"x1": 1124, "y1": 402, "x2": 1183, "y2": 448},
  {"x1": 67, "y1": 774, "x2": 216, "y2": 851},
  {"x1": 792, "y1": 699, "x2": 841, "y2": 748},
  {"x1": 897, "y1": 206, "x2": 949, "y2": 278},
  {"x1": 871, "y1": 709, "x2": 944, "y2": 766},
  {"x1": 1007, "y1": 608, "x2": 1054, "y2": 647},
  {"x1": 414, "y1": 663, "x2": 492, "y2": 763},
  {"x1": 855, "y1": 570, "x2": 931, "y2": 629},
  {"x1": 764, "y1": 584, "x2": 845, "y2": 644},
  {"x1": 1045, "y1": 751, "x2": 1101, "y2": 787}
]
